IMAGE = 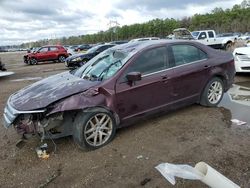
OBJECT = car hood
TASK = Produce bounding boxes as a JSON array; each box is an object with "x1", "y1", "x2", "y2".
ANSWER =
[
  {"x1": 10, "y1": 71, "x2": 100, "y2": 111},
  {"x1": 233, "y1": 47, "x2": 250, "y2": 55},
  {"x1": 66, "y1": 52, "x2": 89, "y2": 60}
]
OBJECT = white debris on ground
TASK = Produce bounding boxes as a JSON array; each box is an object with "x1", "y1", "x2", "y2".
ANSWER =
[
  {"x1": 0, "y1": 71, "x2": 14, "y2": 77},
  {"x1": 231, "y1": 119, "x2": 247, "y2": 126},
  {"x1": 155, "y1": 162, "x2": 240, "y2": 188}
]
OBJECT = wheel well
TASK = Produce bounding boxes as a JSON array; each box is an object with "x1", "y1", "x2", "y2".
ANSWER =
[
  {"x1": 82, "y1": 107, "x2": 120, "y2": 126},
  {"x1": 199, "y1": 75, "x2": 226, "y2": 103},
  {"x1": 213, "y1": 75, "x2": 226, "y2": 91},
  {"x1": 58, "y1": 54, "x2": 66, "y2": 58}
]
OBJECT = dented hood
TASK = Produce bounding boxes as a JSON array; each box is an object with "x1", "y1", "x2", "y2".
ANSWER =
[{"x1": 10, "y1": 71, "x2": 100, "y2": 111}]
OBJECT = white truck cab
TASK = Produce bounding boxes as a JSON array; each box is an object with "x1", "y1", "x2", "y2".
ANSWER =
[{"x1": 191, "y1": 30, "x2": 235, "y2": 50}]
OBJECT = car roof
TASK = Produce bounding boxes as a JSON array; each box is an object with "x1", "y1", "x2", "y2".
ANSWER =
[
  {"x1": 41, "y1": 45, "x2": 63, "y2": 48},
  {"x1": 111, "y1": 39, "x2": 204, "y2": 54}
]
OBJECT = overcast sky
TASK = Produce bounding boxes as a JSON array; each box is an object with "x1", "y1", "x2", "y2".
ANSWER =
[{"x1": 0, "y1": 0, "x2": 242, "y2": 46}]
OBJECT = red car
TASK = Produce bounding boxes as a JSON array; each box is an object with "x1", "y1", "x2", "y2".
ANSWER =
[
  {"x1": 4, "y1": 40, "x2": 235, "y2": 150},
  {"x1": 23, "y1": 45, "x2": 69, "y2": 65}
]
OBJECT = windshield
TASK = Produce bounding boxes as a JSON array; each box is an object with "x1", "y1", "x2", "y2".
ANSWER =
[
  {"x1": 191, "y1": 31, "x2": 200, "y2": 38},
  {"x1": 86, "y1": 45, "x2": 100, "y2": 53},
  {"x1": 73, "y1": 49, "x2": 128, "y2": 81}
]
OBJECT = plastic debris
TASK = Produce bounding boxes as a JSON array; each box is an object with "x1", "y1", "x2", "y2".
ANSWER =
[
  {"x1": 155, "y1": 162, "x2": 240, "y2": 188},
  {"x1": 231, "y1": 119, "x2": 247, "y2": 126},
  {"x1": 155, "y1": 163, "x2": 203, "y2": 185},
  {"x1": 137, "y1": 155, "x2": 143, "y2": 159},
  {"x1": 36, "y1": 143, "x2": 49, "y2": 159}
]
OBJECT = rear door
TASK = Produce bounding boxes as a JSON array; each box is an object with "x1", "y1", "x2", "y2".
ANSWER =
[
  {"x1": 48, "y1": 46, "x2": 59, "y2": 60},
  {"x1": 168, "y1": 44, "x2": 210, "y2": 105},
  {"x1": 115, "y1": 46, "x2": 175, "y2": 120}
]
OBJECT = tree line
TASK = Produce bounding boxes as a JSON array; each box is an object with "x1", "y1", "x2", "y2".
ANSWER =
[{"x1": 21, "y1": 0, "x2": 250, "y2": 48}]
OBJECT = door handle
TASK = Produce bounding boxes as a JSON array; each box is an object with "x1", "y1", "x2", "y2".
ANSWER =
[
  {"x1": 204, "y1": 65, "x2": 210, "y2": 68},
  {"x1": 161, "y1": 75, "x2": 169, "y2": 83},
  {"x1": 161, "y1": 75, "x2": 168, "y2": 80}
]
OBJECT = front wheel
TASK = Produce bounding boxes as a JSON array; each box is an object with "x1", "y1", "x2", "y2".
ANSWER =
[
  {"x1": 200, "y1": 77, "x2": 224, "y2": 107},
  {"x1": 29, "y1": 58, "x2": 37, "y2": 65},
  {"x1": 73, "y1": 110, "x2": 116, "y2": 150},
  {"x1": 58, "y1": 55, "x2": 66, "y2": 63}
]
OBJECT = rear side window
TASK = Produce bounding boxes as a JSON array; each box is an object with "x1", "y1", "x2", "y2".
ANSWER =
[
  {"x1": 99, "y1": 45, "x2": 112, "y2": 52},
  {"x1": 208, "y1": 31, "x2": 214, "y2": 38},
  {"x1": 50, "y1": 47, "x2": 58, "y2": 51},
  {"x1": 171, "y1": 45, "x2": 207, "y2": 66},
  {"x1": 126, "y1": 46, "x2": 167, "y2": 75}
]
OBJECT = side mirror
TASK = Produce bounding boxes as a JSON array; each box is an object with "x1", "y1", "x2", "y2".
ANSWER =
[
  {"x1": 199, "y1": 34, "x2": 206, "y2": 39},
  {"x1": 126, "y1": 72, "x2": 141, "y2": 82}
]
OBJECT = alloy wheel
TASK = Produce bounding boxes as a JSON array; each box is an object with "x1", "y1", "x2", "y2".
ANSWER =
[
  {"x1": 84, "y1": 113, "x2": 113, "y2": 147},
  {"x1": 207, "y1": 81, "x2": 223, "y2": 104}
]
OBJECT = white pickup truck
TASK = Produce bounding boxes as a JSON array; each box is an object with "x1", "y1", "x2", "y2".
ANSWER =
[{"x1": 191, "y1": 30, "x2": 236, "y2": 50}]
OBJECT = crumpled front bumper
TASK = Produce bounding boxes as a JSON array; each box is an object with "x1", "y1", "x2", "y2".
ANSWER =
[{"x1": 3, "y1": 96, "x2": 45, "y2": 128}]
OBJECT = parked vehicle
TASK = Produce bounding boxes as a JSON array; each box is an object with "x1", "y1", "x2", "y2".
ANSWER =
[
  {"x1": 27, "y1": 47, "x2": 39, "y2": 53},
  {"x1": 23, "y1": 45, "x2": 69, "y2": 65},
  {"x1": 191, "y1": 30, "x2": 236, "y2": 50},
  {"x1": 239, "y1": 32, "x2": 250, "y2": 41},
  {"x1": 233, "y1": 47, "x2": 250, "y2": 73},
  {"x1": 3, "y1": 40, "x2": 235, "y2": 150},
  {"x1": 75, "y1": 44, "x2": 91, "y2": 52},
  {"x1": 0, "y1": 57, "x2": 14, "y2": 77},
  {"x1": 0, "y1": 58, "x2": 6, "y2": 71},
  {"x1": 129, "y1": 37, "x2": 160, "y2": 43},
  {"x1": 64, "y1": 46, "x2": 77, "y2": 56},
  {"x1": 172, "y1": 28, "x2": 194, "y2": 40},
  {"x1": 64, "y1": 44, "x2": 115, "y2": 68}
]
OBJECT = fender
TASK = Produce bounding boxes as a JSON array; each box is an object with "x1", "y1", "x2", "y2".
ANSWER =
[
  {"x1": 47, "y1": 92, "x2": 106, "y2": 115},
  {"x1": 46, "y1": 92, "x2": 121, "y2": 126}
]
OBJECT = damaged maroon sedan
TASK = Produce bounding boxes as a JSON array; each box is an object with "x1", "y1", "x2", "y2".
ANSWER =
[{"x1": 3, "y1": 40, "x2": 235, "y2": 150}]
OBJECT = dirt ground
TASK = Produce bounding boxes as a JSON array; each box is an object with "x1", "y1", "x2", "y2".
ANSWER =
[{"x1": 0, "y1": 52, "x2": 249, "y2": 188}]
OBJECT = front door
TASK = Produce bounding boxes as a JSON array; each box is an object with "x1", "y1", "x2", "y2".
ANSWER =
[
  {"x1": 36, "y1": 47, "x2": 49, "y2": 61},
  {"x1": 115, "y1": 46, "x2": 175, "y2": 121}
]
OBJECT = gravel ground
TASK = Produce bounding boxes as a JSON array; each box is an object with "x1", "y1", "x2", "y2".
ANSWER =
[{"x1": 0, "y1": 52, "x2": 249, "y2": 188}]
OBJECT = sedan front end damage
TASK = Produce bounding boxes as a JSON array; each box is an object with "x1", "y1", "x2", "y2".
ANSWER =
[{"x1": 3, "y1": 95, "x2": 75, "y2": 140}]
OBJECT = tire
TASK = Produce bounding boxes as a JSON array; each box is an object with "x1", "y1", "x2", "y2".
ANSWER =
[
  {"x1": 200, "y1": 77, "x2": 224, "y2": 107},
  {"x1": 73, "y1": 110, "x2": 116, "y2": 150},
  {"x1": 58, "y1": 55, "x2": 66, "y2": 63},
  {"x1": 29, "y1": 58, "x2": 37, "y2": 65},
  {"x1": 225, "y1": 42, "x2": 232, "y2": 51}
]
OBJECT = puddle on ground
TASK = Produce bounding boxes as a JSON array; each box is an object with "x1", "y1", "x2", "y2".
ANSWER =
[
  {"x1": 10, "y1": 77, "x2": 42, "y2": 82},
  {"x1": 219, "y1": 81, "x2": 250, "y2": 129}
]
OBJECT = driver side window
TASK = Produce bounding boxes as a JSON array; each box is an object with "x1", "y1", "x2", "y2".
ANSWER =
[
  {"x1": 198, "y1": 32, "x2": 207, "y2": 40},
  {"x1": 126, "y1": 46, "x2": 168, "y2": 76},
  {"x1": 39, "y1": 47, "x2": 48, "y2": 52}
]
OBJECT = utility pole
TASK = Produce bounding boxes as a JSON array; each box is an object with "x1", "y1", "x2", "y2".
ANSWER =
[{"x1": 107, "y1": 20, "x2": 120, "y2": 42}]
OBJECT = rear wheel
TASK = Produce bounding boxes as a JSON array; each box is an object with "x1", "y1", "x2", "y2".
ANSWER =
[
  {"x1": 225, "y1": 42, "x2": 233, "y2": 51},
  {"x1": 58, "y1": 55, "x2": 66, "y2": 63},
  {"x1": 200, "y1": 77, "x2": 224, "y2": 107},
  {"x1": 73, "y1": 110, "x2": 116, "y2": 150}
]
